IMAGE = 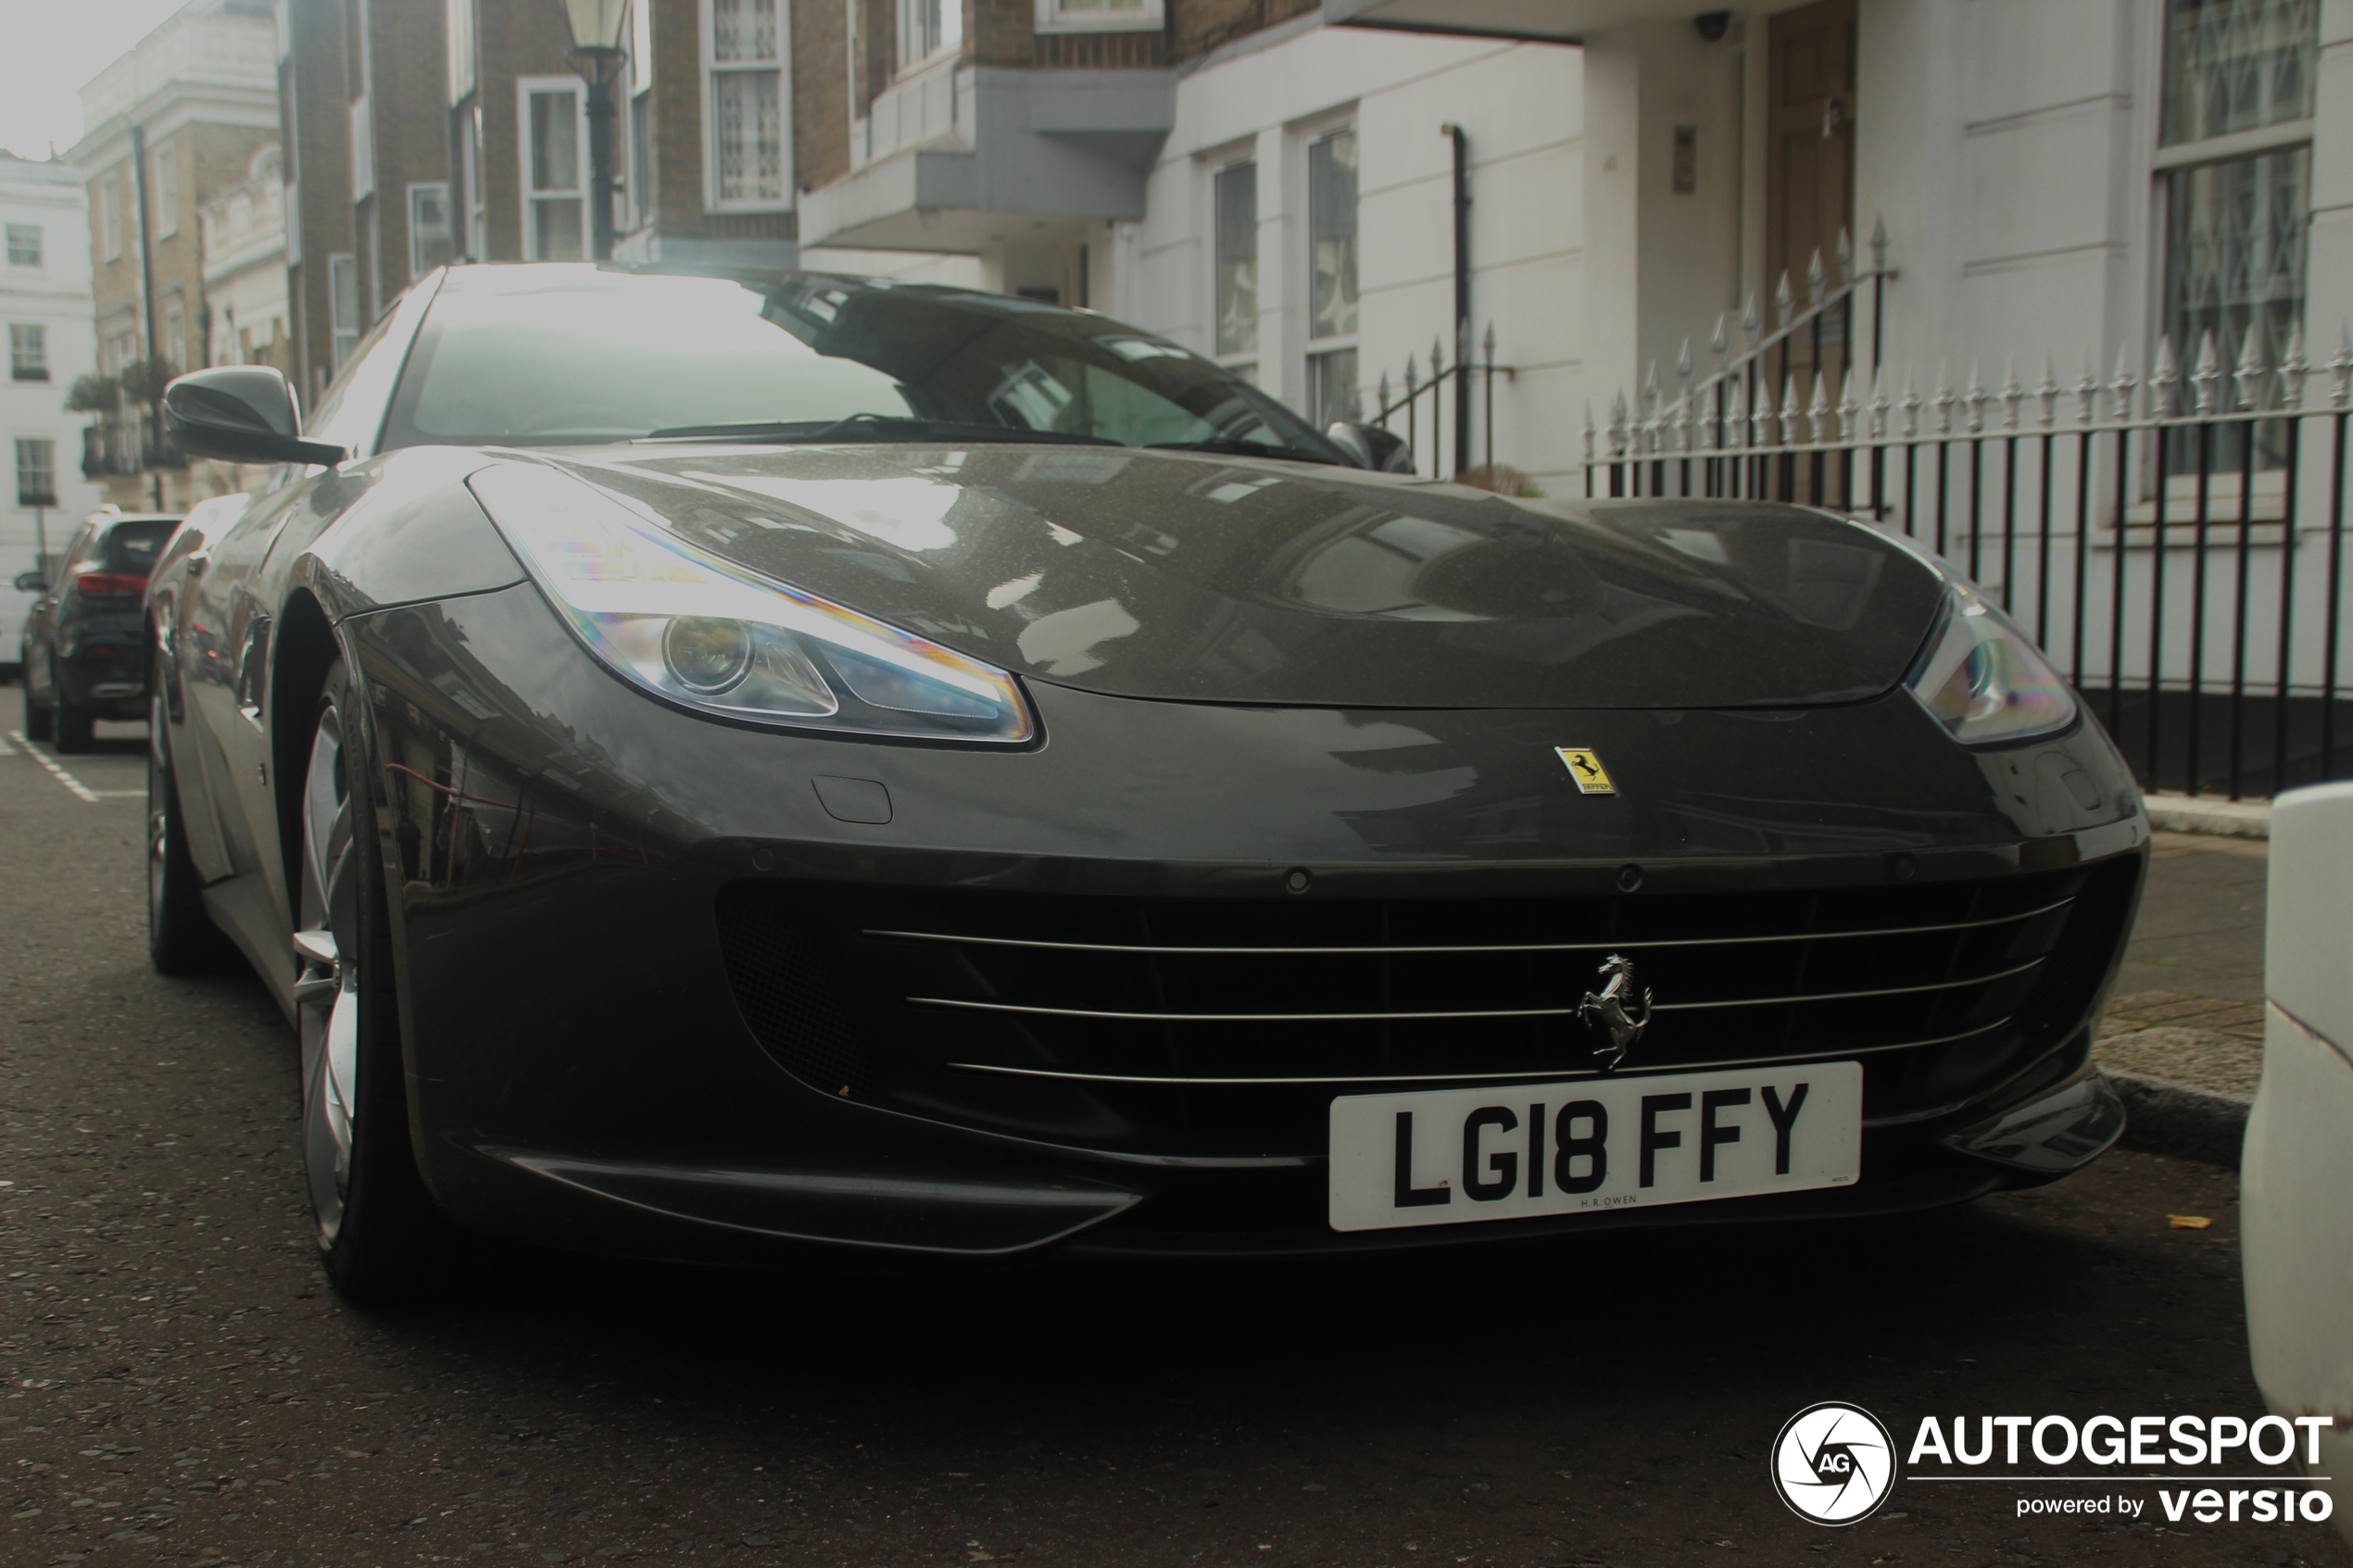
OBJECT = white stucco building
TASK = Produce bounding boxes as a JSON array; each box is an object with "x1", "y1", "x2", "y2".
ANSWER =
[{"x1": 0, "y1": 152, "x2": 107, "y2": 668}]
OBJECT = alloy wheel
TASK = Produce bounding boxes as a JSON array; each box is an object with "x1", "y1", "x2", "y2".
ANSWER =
[{"x1": 295, "y1": 698, "x2": 362, "y2": 1247}]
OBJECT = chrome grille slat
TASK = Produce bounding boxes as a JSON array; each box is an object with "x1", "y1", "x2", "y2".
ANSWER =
[
  {"x1": 940, "y1": 1018, "x2": 2015, "y2": 1087},
  {"x1": 903, "y1": 956, "x2": 2046, "y2": 1024},
  {"x1": 862, "y1": 897, "x2": 2074, "y2": 958}
]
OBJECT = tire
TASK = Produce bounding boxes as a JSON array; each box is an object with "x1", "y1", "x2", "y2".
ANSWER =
[
  {"x1": 54, "y1": 687, "x2": 93, "y2": 753},
  {"x1": 21, "y1": 660, "x2": 53, "y2": 742},
  {"x1": 147, "y1": 679, "x2": 236, "y2": 975},
  {"x1": 295, "y1": 658, "x2": 452, "y2": 1300}
]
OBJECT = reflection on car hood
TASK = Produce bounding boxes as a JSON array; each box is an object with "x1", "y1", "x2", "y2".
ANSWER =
[{"x1": 548, "y1": 445, "x2": 1947, "y2": 709}]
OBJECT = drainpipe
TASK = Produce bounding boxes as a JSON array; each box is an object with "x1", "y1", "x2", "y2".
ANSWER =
[
  {"x1": 130, "y1": 122, "x2": 163, "y2": 509},
  {"x1": 1441, "y1": 122, "x2": 1470, "y2": 476}
]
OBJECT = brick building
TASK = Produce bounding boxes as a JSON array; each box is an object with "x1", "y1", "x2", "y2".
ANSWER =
[{"x1": 69, "y1": 0, "x2": 280, "y2": 511}]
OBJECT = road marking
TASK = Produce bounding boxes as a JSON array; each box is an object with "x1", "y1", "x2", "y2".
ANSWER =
[{"x1": 5, "y1": 730, "x2": 103, "y2": 803}]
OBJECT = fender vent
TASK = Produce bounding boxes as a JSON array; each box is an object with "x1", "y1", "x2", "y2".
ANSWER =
[{"x1": 715, "y1": 885, "x2": 880, "y2": 1099}]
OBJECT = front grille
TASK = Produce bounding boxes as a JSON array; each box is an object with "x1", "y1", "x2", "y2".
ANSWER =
[{"x1": 716, "y1": 857, "x2": 2142, "y2": 1157}]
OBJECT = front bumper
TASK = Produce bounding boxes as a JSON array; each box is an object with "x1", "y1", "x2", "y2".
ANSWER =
[{"x1": 343, "y1": 585, "x2": 2148, "y2": 1266}]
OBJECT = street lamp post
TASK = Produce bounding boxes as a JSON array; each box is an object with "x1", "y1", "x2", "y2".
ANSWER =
[{"x1": 560, "y1": 0, "x2": 631, "y2": 261}]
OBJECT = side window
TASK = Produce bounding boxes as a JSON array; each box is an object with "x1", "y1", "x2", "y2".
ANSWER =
[{"x1": 303, "y1": 275, "x2": 444, "y2": 459}]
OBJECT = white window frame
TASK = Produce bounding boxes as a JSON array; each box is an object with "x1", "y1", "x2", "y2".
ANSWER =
[
  {"x1": 153, "y1": 144, "x2": 180, "y2": 238},
  {"x1": 1033, "y1": 0, "x2": 1163, "y2": 34},
  {"x1": 446, "y1": 0, "x2": 477, "y2": 105},
  {"x1": 516, "y1": 74, "x2": 591, "y2": 259},
  {"x1": 897, "y1": 0, "x2": 962, "y2": 75},
  {"x1": 408, "y1": 182, "x2": 455, "y2": 278},
  {"x1": 99, "y1": 172, "x2": 122, "y2": 261},
  {"x1": 702, "y1": 0, "x2": 792, "y2": 213},
  {"x1": 350, "y1": 95, "x2": 376, "y2": 201},
  {"x1": 10, "y1": 323, "x2": 48, "y2": 383},
  {"x1": 1299, "y1": 114, "x2": 1361, "y2": 426},
  {"x1": 5, "y1": 223, "x2": 42, "y2": 269},
  {"x1": 1208, "y1": 153, "x2": 1257, "y2": 379}
]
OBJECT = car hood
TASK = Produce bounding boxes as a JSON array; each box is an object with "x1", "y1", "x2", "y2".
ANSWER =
[{"x1": 547, "y1": 445, "x2": 1947, "y2": 710}]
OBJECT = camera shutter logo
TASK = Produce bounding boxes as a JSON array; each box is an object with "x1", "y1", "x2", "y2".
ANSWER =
[{"x1": 1771, "y1": 1402, "x2": 1896, "y2": 1525}]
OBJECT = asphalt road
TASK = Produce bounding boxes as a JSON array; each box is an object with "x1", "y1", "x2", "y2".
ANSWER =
[{"x1": 2, "y1": 713, "x2": 2344, "y2": 1568}]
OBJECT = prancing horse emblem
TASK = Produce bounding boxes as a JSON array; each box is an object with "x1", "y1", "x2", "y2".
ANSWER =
[{"x1": 1578, "y1": 953, "x2": 1653, "y2": 1072}]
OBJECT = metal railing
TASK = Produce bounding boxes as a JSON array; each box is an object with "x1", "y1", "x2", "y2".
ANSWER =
[
  {"x1": 1580, "y1": 322, "x2": 2353, "y2": 804},
  {"x1": 1369, "y1": 322, "x2": 1514, "y2": 482}
]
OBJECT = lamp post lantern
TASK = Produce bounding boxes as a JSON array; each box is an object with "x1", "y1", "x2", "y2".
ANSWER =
[{"x1": 561, "y1": 0, "x2": 631, "y2": 261}]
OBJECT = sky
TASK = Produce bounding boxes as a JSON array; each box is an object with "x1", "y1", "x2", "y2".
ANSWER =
[{"x1": 0, "y1": 0, "x2": 197, "y2": 161}]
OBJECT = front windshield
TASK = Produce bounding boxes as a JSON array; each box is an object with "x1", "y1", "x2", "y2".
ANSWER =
[{"x1": 381, "y1": 265, "x2": 1346, "y2": 463}]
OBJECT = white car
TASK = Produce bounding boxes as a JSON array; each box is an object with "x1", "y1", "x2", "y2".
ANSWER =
[{"x1": 2241, "y1": 779, "x2": 2353, "y2": 1545}]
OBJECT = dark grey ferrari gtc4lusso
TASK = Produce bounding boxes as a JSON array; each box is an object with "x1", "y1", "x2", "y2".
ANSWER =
[{"x1": 146, "y1": 263, "x2": 2146, "y2": 1300}]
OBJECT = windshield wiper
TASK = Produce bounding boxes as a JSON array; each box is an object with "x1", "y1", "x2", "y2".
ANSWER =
[
  {"x1": 1144, "y1": 437, "x2": 1347, "y2": 467},
  {"x1": 641, "y1": 413, "x2": 1125, "y2": 446}
]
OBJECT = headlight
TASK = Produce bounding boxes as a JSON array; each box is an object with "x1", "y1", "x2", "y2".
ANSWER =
[
  {"x1": 467, "y1": 462, "x2": 1034, "y2": 743},
  {"x1": 1905, "y1": 578, "x2": 2076, "y2": 746}
]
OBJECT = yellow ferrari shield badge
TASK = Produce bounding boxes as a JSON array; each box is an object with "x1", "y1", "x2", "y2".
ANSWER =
[{"x1": 1555, "y1": 747, "x2": 1616, "y2": 795}]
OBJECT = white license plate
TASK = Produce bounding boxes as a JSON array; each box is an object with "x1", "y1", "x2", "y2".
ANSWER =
[{"x1": 1327, "y1": 1061, "x2": 1863, "y2": 1232}]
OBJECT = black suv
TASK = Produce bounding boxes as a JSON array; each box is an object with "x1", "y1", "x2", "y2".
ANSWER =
[{"x1": 19, "y1": 509, "x2": 180, "y2": 752}]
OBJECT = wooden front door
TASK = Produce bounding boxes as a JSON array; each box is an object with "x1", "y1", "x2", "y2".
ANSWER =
[{"x1": 1765, "y1": 0, "x2": 1856, "y2": 399}]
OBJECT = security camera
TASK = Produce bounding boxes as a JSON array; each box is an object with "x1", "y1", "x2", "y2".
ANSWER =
[{"x1": 1694, "y1": 10, "x2": 1731, "y2": 41}]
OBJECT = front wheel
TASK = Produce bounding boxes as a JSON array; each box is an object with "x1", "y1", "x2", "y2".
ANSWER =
[
  {"x1": 295, "y1": 659, "x2": 451, "y2": 1299},
  {"x1": 147, "y1": 681, "x2": 234, "y2": 974},
  {"x1": 21, "y1": 661, "x2": 54, "y2": 742}
]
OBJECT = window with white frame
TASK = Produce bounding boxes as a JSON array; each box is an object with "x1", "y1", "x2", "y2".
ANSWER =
[
  {"x1": 518, "y1": 77, "x2": 587, "y2": 258},
  {"x1": 99, "y1": 172, "x2": 121, "y2": 260},
  {"x1": 161, "y1": 295, "x2": 186, "y2": 372},
  {"x1": 9, "y1": 324, "x2": 47, "y2": 382},
  {"x1": 2156, "y1": 0, "x2": 2315, "y2": 473},
  {"x1": 153, "y1": 143, "x2": 179, "y2": 238},
  {"x1": 409, "y1": 182, "x2": 455, "y2": 276},
  {"x1": 900, "y1": 0, "x2": 961, "y2": 71},
  {"x1": 16, "y1": 438, "x2": 56, "y2": 508},
  {"x1": 328, "y1": 253, "x2": 360, "y2": 369},
  {"x1": 706, "y1": 0, "x2": 787, "y2": 209},
  {"x1": 1035, "y1": 0, "x2": 1162, "y2": 33},
  {"x1": 1305, "y1": 124, "x2": 1360, "y2": 426},
  {"x1": 6, "y1": 224, "x2": 42, "y2": 268},
  {"x1": 1212, "y1": 159, "x2": 1257, "y2": 377},
  {"x1": 447, "y1": 0, "x2": 477, "y2": 104}
]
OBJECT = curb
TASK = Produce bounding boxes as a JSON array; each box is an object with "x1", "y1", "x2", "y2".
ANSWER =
[
  {"x1": 2143, "y1": 792, "x2": 2271, "y2": 839},
  {"x1": 2108, "y1": 1070, "x2": 2249, "y2": 1168}
]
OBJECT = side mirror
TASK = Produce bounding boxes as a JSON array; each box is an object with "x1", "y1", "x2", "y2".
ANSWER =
[
  {"x1": 12, "y1": 571, "x2": 48, "y2": 594},
  {"x1": 162, "y1": 366, "x2": 347, "y2": 468},
  {"x1": 1325, "y1": 420, "x2": 1414, "y2": 473}
]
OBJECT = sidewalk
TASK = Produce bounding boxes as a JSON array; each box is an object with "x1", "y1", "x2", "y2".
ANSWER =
[{"x1": 2094, "y1": 831, "x2": 2268, "y2": 1160}]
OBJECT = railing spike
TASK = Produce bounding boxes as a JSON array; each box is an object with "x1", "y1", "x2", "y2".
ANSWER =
[
  {"x1": 1608, "y1": 388, "x2": 1629, "y2": 458},
  {"x1": 1869, "y1": 212, "x2": 1889, "y2": 273},
  {"x1": 1742, "y1": 291, "x2": 1761, "y2": 341},
  {"x1": 1378, "y1": 370, "x2": 1390, "y2": 415},
  {"x1": 1807, "y1": 369, "x2": 1831, "y2": 445},
  {"x1": 1725, "y1": 374, "x2": 1745, "y2": 452},
  {"x1": 1751, "y1": 376, "x2": 1774, "y2": 450},
  {"x1": 1677, "y1": 337, "x2": 1694, "y2": 383},
  {"x1": 1775, "y1": 270, "x2": 1794, "y2": 330},
  {"x1": 2233, "y1": 322, "x2": 2264, "y2": 413},
  {"x1": 1931, "y1": 361, "x2": 1955, "y2": 436},
  {"x1": 1835, "y1": 226, "x2": 1855, "y2": 286},
  {"x1": 2111, "y1": 344, "x2": 2138, "y2": 421},
  {"x1": 1431, "y1": 335, "x2": 1446, "y2": 378},
  {"x1": 1900, "y1": 366, "x2": 1922, "y2": 441},
  {"x1": 1806, "y1": 248, "x2": 1827, "y2": 308},
  {"x1": 1964, "y1": 358, "x2": 1987, "y2": 434},
  {"x1": 1781, "y1": 371, "x2": 1800, "y2": 446},
  {"x1": 2333, "y1": 322, "x2": 2353, "y2": 409},
  {"x1": 2151, "y1": 336, "x2": 2178, "y2": 417},
  {"x1": 1999, "y1": 356, "x2": 2022, "y2": 432},
  {"x1": 2035, "y1": 355, "x2": 2058, "y2": 429},
  {"x1": 2074, "y1": 352, "x2": 2097, "y2": 427},
  {"x1": 1837, "y1": 367, "x2": 1859, "y2": 443},
  {"x1": 1644, "y1": 359, "x2": 1661, "y2": 420},
  {"x1": 1868, "y1": 362, "x2": 1891, "y2": 441},
  {"x1": 2280, "y1": 320, "x2": 2307, "y2": 410},
  {"x1": 2192, "y1": 329, "x2": 2220, "y2": 416},
  {"x1": 1482, "y1": 320, "x2": 1497, "y2": 362},
  {"x1": 1674, "y1": 385, "x2": 1693, "y2": 453},
  {"x1": 1711, "y1": 312, "x2": 1730, "y2": 362}
]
